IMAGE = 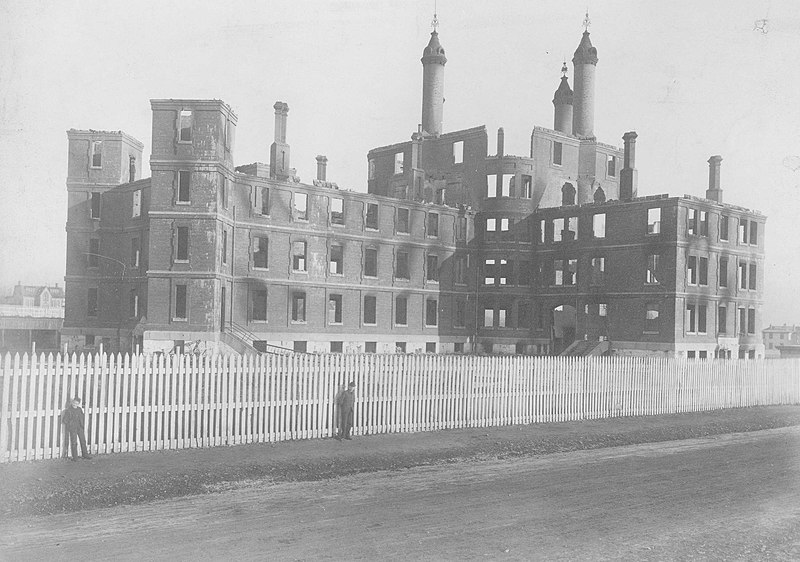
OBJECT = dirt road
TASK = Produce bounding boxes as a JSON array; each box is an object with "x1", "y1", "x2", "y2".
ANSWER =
[{"x1": 2, "y1": 426, "x2": 799, "y2": 561}]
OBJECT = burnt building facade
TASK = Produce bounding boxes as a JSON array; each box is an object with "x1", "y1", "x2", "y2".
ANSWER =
[{"x1": 62, "y1": 16, "x2": 765, "y2": 358}]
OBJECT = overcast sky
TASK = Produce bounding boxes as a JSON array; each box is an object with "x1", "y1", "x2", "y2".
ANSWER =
[{"x1": 1, "y1": 0, "x2": 798, "y2": 324}]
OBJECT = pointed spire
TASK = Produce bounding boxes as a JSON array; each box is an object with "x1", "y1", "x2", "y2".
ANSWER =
[
  {"x1": 573, "y1": 16, "x2": 598, "y2": 66},
  {"x1": 554, "y1": 63, "x2": 573, "y2": 104},
  {"x1": 582, "y1": 9, "x2": 591, "y2": 32}
]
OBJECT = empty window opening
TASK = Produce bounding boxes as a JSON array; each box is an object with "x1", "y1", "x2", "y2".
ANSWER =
[
  {"x1": 699, "y1": 211, "x2": 708, "y2": 236},
  {"x1": 553, "y1": 142, "x2": 563, "y2": 165},
  {"x1": 485, "y1": 218, "x2": 496, "y2": 240},
  {"x1": 178, "y1": 171, "x2": 191, "y2": 202},
  {"x1": 698, "y1": 304, "x2": 707, "y2": 333},
  {"x1": 291, "y1": 292, "x2": 306, "y2": 322},
  {"x1": 176, "y1": 226, "x2": 189, "y2": 261},
  {"x1": 174, "y1": 284, "x2": 187, "y2": 320},
  {"x1": 365, "y1": 203, "x2": 378, "y2": 229},
  {"x1": 425, "y1": 298, "x2": 438, "y2": 326},
  {"x1": 453, "y1": 141, "x2": 464, "y2": 164},
  {"x1": 131, "y1": 238, "x2": 140, "y2": 268},
  {"x1": 331, "y1": 198, "x2": 345, "y2": 225},
  {"x1": 719, "y1": 256, "x2": 728, "y2": 287},
  {"x1": 484, "y1": 308, "x2": 494, "y2": 327},
  {"x1": 647, "y1": 254, "x2": 660, "y2": 284},
  {"x1": 699, "y1": 257, "x2": 708, "y2": 286},
  {"x1": 521, "y1": 175, "x2": 532, "y2": 198},
  {"x1": 484, "y1": 259, "x2": 496, "y2": 285},
  {"x1": 500, "y1": 175, "x2": 512, "y2": 197},
  {"x1": 591, "y1": 257, "x2": 605, "y2": 285},
  {"x1": 427, "y1": 213, "x2": 439, "y2": 237},
  {"x1": 592, "y1": 213, "x2": 606, "y2": 238},
  {"x1": 132, "y1": 190, "x2": 142, "y2": 218},
  {"x1": 394, "y1": 152, "x2": 404, "y2": 175},
  {"x1": 179, "y1": 110, "x2": 192, "y2": 142},
  {"x1": 397, "y1": 208, "x2": 410, "y2": 233},
  {"x1": 500, "y1": 259, "x2": 513, "y2": 285},
  {"x1": 486, "y1": 174, "x2": 498, "y2": 198},
  {"x1": 738, "y1": 219, "x2": 748, "y2": 244},
  {"x1": 749, "y1": 221, "x2": 758, "y2": 245},
  {"x1": 607, "y1": 155, "x2": 617, "y2": 177},
  {"x1": 329, "y1": 244, "x2": 344, "y2": 275},
  {"x1": 254, "y1": 236, "x2": 269, "y2": 269},
  {"x1": 364, "y1": 247, "x2": 378, "y2": 277},
  {"x1": 252, "y1": 290, "x2": 268, "y2": 322},
  {"x1": 222, "y1": 230, "x2": 228, "y2": 264},
  {"x1": 363, "y1": 295, "x2": 377, "y2": 325},
  {"x1": 598, "y1": 303, "x2": 608, "y2": 317},
  {"x1": 686, "y1": 304, "x2": 696, "y2": 333},
  {"x1": 720, "y1": 215, "x2": 729, "y2": 241},
  {"x1": 395, "y1": 296, "x2": 408, "y2": 326},
  {"x1": 130, "y1": 290, "x2": 139, "y2": 318},
  {"x1": 687, "y1": 255, "x2": 697, "y2": 285},
  {"x1": 396, "y1": 251, "x2": 410, "y2": 279},
  {"x1": 91, "y1": 141, "x2": 102, "y2": 168},
  {"x1": 748, "y1": 308, "x2": 756, "y2": 334},
  {"x1": 718, "y1": 305, "x2": 727, "y2": 334},
  {"x1": 553, "y1": 218, "x2": 564, "y2": 242},
  {"x1": 260, "y1": 187, "x2": 271, "y2": 215},
  {"x1": 647, "y1": 208, "x2": 661, "y2": 234},
  {"x1": 739, "y1": 261, "x2": 747, "y2": 290},
  {"x1": 426, "y1": 254, "x2": 439, "y2": 282},
  {"x1": 293, "y1": 192, "x2": 308, "y2": 221},
  {"x1": 498, "y1": 308, "x2": 508, "y2": 328},
  {"x1": 749, "y1": 263, "x2": 757, "y2": 290},
  {"x1": 292, "y1": 241, "x2": 307, "y2": 272},
  {"x1": 328, "y1": 294, "x2": 343, "y2": 324}
]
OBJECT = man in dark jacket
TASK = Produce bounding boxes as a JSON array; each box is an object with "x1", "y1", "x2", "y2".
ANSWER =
[
  {"x1": 62, "y1": 397, "x2": 92, "y2": 461},
  {"x1": 336, "y1": 382, "x2": 356, "y2": 440}
]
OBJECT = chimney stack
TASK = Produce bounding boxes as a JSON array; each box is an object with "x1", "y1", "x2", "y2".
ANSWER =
[
  {"x1": 497, "y1": 128, "x2": 505, "y2": 157},
  {"x1": 619, "y1": 131, "x2": 638, "y2": 201},
  {"x1": 316, "y1": 155, "x2": 328, "y2": 181},
  {"x1": 270, "y1": 102, "x2": 292, "y2": 180},
  {"x1": 706, "y1": 155, "x2": 723, "y2": 203}
]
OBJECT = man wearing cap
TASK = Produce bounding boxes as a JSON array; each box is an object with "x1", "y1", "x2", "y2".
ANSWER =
[{"x1": 336, "y1": 382, "x2": 356, "y2": 440}]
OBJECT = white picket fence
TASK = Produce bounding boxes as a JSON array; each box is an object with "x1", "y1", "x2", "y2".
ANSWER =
[{"x1": 1, "y1": 352, "x2": 799, "y2": 463}]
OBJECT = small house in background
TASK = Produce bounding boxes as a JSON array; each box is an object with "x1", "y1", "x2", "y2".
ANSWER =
[{"x1": 0, "y1": 283, "x2": 64, "y2": 354}]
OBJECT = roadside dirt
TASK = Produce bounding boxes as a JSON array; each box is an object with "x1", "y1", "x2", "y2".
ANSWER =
[{"x1": 1, "y1": 405, "x2": 799, "y2": 519}]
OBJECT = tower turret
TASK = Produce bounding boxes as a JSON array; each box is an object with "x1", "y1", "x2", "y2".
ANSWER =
[
  {"x1": 552, "y1": 62, "x2": 574, "y2": 134},
  {"x1": 571, "y1": 12, "x2": 598, "y2": 138},
  {"x1": 420, "y1": 14, "x2": 447, "y2": 136}
]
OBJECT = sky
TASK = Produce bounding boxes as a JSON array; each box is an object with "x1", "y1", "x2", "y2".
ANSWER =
[{"x1": 1, "y1": 0, "x2": 799, "y2": 324}]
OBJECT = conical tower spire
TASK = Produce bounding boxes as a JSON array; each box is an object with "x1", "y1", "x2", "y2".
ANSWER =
[{"x1": 553, "y1": 62, "x2": 574, "y2": 134}]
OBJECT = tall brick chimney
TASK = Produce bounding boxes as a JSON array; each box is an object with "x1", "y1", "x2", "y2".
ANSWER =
[
  {"x1": 619, "y1": 131, "x2": 638, "y2": 201},
  {"x1": 316, "y1": 155, "x2": 328, "y2": 181},
  {"x1": 270, "y1": 102, "x2": 291, "y2": 181},
  {"x1": 497, "y1": 128, "x2": 505, "y2": 157},
  {"x1": 706, "y1": 155, "x2": 723, "y2": 203}
]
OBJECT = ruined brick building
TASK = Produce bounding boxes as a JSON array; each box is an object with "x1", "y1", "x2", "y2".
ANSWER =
[{"x1": 61, "y1": 18, "x2": 765, "y2": 358}]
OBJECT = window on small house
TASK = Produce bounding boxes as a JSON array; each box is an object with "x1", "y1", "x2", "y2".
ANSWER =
[
  {"x1": 592, "y1": 213, "x2": 606, "y2": 238},
  {"x1": 521, "y1": 175, "x2": 532, "y2": 198},
  {"x1": 178, "y1": 171, "x2": 191, "y2": 202},
  {"x1": 699, "y1": 211, "x2": 708, "y2": 236},
  {"x1": 293, "y1": 192, "x2": 308, "y2": 221},
  {"x1": 749, "y1": 263, "x2": 757, "y2": 290},
  {"x1": 292, "y1": 241, "x2": 307, "y2": 272},
  {"x1": 176, "y1": 226, "x2": 189, "y2": 261},
  {"x1": 328, "y1": 294, "x2": 342, "y2": 324},
  {"x1": 427, "y1": 213, "x2": 439, "y2": 237},
  {"x1": 132, "y1": 190, "x2": 142, "y2": 218},
  {"x1": 484, "y1": 259, "x2": 496, "y2": 285},
  {"x1": 174, "y1": 284, "x2": 187, "y2": 320},
  {"x1": 394, "y1": 152, "x2": 404, "y2": 175},
  {"x1": 748, "y1": 308, "x2": 756, "y2": 334},
  {"x1": 455, "y1": 255, "x2": 467, "y2": 284},
  {"x1": 291, "y1": 292, "x2": 306, "y2": 323},
  {"x1": 749, "y1": 221, "x2": 758, "y2": 245},
  {"x1": 686, "y1": 304, "x2": 696, "y2": 333},
  {"x1": 607, "y1": 155, "x2": 617, "y2": 177},
  {"x1": 331, "y1": 198, "x2": 345, "y2": 225},
  {"x1": 739, "y1": 261, "x2": 747, "y2": 290},
  {"x1": 222, "y1": 230, "x2": 228, "y2": 264},
  {"x1": 687, "y1": 255, "x2": 697, "y2": 285},
  {"x1": 91, "y1": 141, "x2": 102, "y2": 168},
  {"x1": 365, "y1": 203, "x2": 378, "y2": 230},
  {"x1": 647, "y1": 208, "x2": 661, "y2": 234},
  {"x1": 553, "y1": 141, "x2": 563, "y2": 165},
  {"x1": 179, "y1": 110, "x2": 192, "y2": 142},
  {"x1": 455, "y1": 299, "x2": 466, "y2": 327},
  {"x1": 395, "y1": 296, "x2": 408, "y2": 326},
  {"x1": 91, "y1": 192, "x2": 101, "y2": 219},
  {"x1": 645, "y1": 303, "x2": 659, "y2": 332},
  {"x1": 486, "y1": 174, "x2": 498, "y2": 198},
  {"x1": 483, "y1": 308, "x2": 494, "y2": 327},
  {"x1": 395, "y1": 251, "x2": 409, "y2": 279},
  {"x1": 738, "y1": 218, "x2": 748, "y2": 244},
  {"x1": 646, "y1": 254, "x2": 660, "y2": 284},
  {"x1": 259, "y1": 187, "x2": 270, "y2": 215},
  {"x1": 254, "y1": 236, "x2": 269, "y2": 269},
  {"x1": 252, "y1": 290, "x2": 268, "y2": 322},
  {"x1": 331, "y1": 341, "x2": 343, "y2": 353},
  {"x1": 719, "y1": 256, "x2": 728, "y2": 287},
  {"x1": 363, "y1": 296, "x2": 377, "y2": 325},
  {"x1": 329, "y1": 244, "x2": 344, "y2": 275},
  {"x1": 87, "y1": 288, "x2": 98, "y2": 317},
  {"x1": 720, "y1": 215, "x2": 729, "y2": 241},
  {"x1": 130, "y1": 290, "x2": 139, "y2": 318},
  {"x1": 397, "y1": 208, "x2": 409, "y2": 233},
  {"x1": 426, "y1": 254, "x2": 439, "y2": 282},
  {"x1": 699, "y1": 257, "x2": 708, "y2": 286},
  {"x1": 591, "y1": 257, "x2": 605, "y2": 285},
  {"x1": 364, "y1": 342, "x2": 377, "y2": 353},
  {"x1": 553, "y1": 218, "x2": 564, "y2": 242},
  {"x1": 131, "y1": 238, "x2": 140, "y2": 268},
  {"x1": 88, "y1": 239, "x2": 99, "y2": 267},
  {"x1": 453, "y1": 141, "x2": 464, "y2": 164},
  {"x1": 364, "y1": 247, "x2": 378, "y2": 277},
  {"x1": 561, "y1": 183, "x2": 576, "y2": 206},
  {"x1": 718, "y1": 305, "x2": 727, "y2": 334},
  {"x1": 698, "y1": 304, "x2": 707, "y2": 333}
]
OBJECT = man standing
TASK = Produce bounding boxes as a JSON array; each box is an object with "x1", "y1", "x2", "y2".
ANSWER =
[
  {"x1": 336, "y1": 382, "x2": 356, "y2": 440},
  {"x1": 62, "y1": 397, "x2": 92, "y2": 461}
]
